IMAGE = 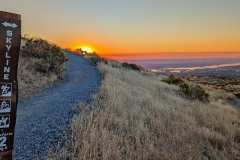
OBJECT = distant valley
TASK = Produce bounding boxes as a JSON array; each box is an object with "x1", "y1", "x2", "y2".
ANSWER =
[{"x1": 128, "y1": 58, "x2": 240, "y2": 98}]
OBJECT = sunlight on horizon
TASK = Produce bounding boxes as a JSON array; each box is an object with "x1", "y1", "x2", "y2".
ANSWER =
[
  {"x1": 81, "y1": 47, "x2": 94, "y2": 53},
  {"x1": 75, "y1": 44, "x2": 97, "y2": 54}
]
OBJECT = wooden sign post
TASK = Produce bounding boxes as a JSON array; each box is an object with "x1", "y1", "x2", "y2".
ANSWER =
[{"x1": 0, "y1": 11, "x2": 21, "y2": 160}]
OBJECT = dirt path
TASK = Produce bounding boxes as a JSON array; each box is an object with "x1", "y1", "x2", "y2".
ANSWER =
[{"x1": 13, "y1": 52, "x2": 102, "y2": 159}]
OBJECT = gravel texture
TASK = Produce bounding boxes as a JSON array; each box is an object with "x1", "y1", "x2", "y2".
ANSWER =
[{"x1": 13, "y1": 52, "x2": 102, "y2": 159}]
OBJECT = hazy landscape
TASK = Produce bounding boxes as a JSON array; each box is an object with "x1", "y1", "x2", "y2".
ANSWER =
[
  {"x1": 127, "y1": 57, "x2": 240, "y2": 102},
  {"x1": 127, "y1": 57, "x2": 240, "y2": 78}
]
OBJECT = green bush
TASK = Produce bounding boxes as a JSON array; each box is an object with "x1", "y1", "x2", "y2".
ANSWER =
[
  {"x1": 122, "y1": 62, "x2": 142, "y2": 71},
  {"x1": 89, "y1": 57, "x2": 99, "y2": 65},
  {"x1": 34, "y1": 59, "x2": 50, "y2": 73},
  {"x1": 236, "y1": 94, "x2": 240, "y2": 99},
  {"x1": 162, "y1": 75, "x2": 184, "y2": 85},
  {"x1": 162, "y1": 75, "x2": 209, "y2": 102},
  {"x1": 102, "y1": 59, "x2": 109, "y2": 65},
  {"x1": 84, "y1": 53, "x2": 109, "y2": 66},
  {"x1": 179, "y1": 82, "x2": 209, "y2": 102},
  {"x1": 21, "y1": 38, "x2": 68, "y2": 76}
]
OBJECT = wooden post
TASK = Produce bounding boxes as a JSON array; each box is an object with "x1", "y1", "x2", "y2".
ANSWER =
[{"x1": 0, "y1": 11, "x2": 21, "y2": 160}]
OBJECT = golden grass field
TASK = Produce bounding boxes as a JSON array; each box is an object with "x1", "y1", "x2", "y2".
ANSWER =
[{"x1": 49, "y1": 61, "x2": 240, "y2": 160}]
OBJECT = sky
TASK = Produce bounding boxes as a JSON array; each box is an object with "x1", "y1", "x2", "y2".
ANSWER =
[{"x1": 1, "y1": 0, "x2": 240, "y2": 59}]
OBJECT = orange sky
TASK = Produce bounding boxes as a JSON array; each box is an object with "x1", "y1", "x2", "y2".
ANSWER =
[
  {"x1": 103, "y1": 52, "x2": 240, "y2": 61},
  {"x1": 1, "y1": 0, "x2": 240, "y2": 59}
]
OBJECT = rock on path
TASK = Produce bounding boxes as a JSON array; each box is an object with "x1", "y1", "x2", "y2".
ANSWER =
[{"x1": 14, "y1": 52, "x2": 102, "y2": 159}]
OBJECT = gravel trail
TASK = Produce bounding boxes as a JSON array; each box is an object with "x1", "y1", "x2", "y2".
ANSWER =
[{"x1": 13, "y1": 52, "x2": 102, "y2": 159}]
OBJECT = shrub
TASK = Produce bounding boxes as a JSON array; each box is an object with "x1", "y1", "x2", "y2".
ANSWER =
[
  {"x1": 34, "y1": 59, "x2": 50, "y2": 73},
  {"x1": 236, "y1": 94, "x2": 240, "y2": 99},
  {"x1": 89, "y1": 56, "x2": 101, "y2": 66},
  {"x1": 162, "y1": 75, "x2": 209, "y2": 102},
  {"x1": 162, "y1": 75, "x2": 184, "y2": 85},
  {"x1": 102, "y1": 59, "x2": 109, "y2": 65},
  {"x1": 84, "y1": 53, "x2": 109, "y2": 66},
  {"x1": 21, "y1": 37, "x2": 68, "y2": 76},
  {"x1": 122, "y1": 62, "x2": 142, "y2": 71},
  {"x1": 179, "y1": 82, "x2": 209, "y2": 102}
]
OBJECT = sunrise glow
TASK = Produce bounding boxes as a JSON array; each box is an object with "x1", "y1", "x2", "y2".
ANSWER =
[{"x1": 81, "y1": 47, "x2": 94, "y2": 53}]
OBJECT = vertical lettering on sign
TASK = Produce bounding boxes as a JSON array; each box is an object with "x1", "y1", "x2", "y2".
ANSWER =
[{"x1": 0, "y1": 11, "x2": 21, "y2": 159}]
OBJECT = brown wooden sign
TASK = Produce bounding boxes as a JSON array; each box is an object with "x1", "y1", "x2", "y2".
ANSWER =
[{"x1": 0, "y1": 11, "x2": 21, "y2": 159}]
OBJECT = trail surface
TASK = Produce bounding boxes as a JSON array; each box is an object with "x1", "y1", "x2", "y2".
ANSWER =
[{"x1": 14, "y1": 52, "x2": 101, "y2": 159}]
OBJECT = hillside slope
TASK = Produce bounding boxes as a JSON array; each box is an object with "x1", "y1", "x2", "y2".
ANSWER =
[{"x1": 51, "y1": 62, "x2": 240, "y2": 160}]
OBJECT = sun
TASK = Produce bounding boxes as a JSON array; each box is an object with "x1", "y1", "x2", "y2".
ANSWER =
[
  {"x1": 74, "y1": 44, "x2": 98, "y2": 54},
  {"x1": 81, "y1": 47, "x2": 93, "y2": 53}
]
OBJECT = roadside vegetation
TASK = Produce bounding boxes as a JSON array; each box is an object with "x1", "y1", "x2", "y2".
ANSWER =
[
  {"x1": 162, "y1": 75, "x2": 209, "y2": 103},
  {"x1": 18, "y1": 37, "x2": 68, "y2": 98},
  {"x1": 50, "y1": 56, "x2": 240, "y2": 160},
  {"x1": 122, "y1": 62, "x2": 143, "y2": 71}
]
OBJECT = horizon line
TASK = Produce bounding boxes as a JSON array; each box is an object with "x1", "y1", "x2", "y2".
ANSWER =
[
  {"x1": 105, "y1": 57, "x2": 240, "y2": 62},
  {"x1": 102, "y1": 51, "x2": 240, "y2": 56}
]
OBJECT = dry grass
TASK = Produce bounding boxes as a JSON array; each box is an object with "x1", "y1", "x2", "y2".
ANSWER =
[
  {"x1": 18, "y1": 55, "x2": 61, "y2": 98},
  {"x1": 49, "y1": 63, "x2": 240, "y2": 160}
]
